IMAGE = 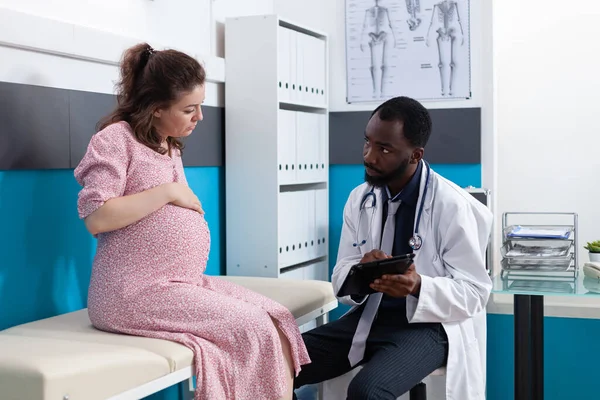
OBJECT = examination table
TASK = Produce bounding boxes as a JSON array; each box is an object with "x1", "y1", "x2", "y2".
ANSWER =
[{"x1": 0, "y1": 276, "x2": 337, "y2": 400}]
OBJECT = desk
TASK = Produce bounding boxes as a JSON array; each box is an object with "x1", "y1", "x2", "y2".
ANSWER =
[{"x1": 491, "y1": 273, "x2": 600, "y2": 400}]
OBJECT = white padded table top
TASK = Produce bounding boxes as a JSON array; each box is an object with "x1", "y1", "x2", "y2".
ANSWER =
[
  {"x1": 0, "y1": 276, "x2": 337, "y2": 400},
  {"x1": 219, "y1": 276, "x2": 336, "y2": 319},
  {"x1": 2, "y1": 309, "x2": 195, "y2": 372},
  {"x1": 0, "y1": 335, "x2": 170, "y2": 400}
]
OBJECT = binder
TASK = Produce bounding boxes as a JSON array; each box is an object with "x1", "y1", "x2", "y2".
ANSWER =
[
  {"x1": 277, "y1": 26, "x2": 290, "y2": 102},
  {"x1": 278, "y1": 191, "x2": 302, "y2": 267},
  {"x1": 317, "y1": 113, "x2": 328, "y2": 182},
  {"x1": 316, "y1": 37, "x2": 326, "y2": 106},
  {"x1": 292, "y1": 192, "x2": 303, "y2": 265},
  {"x1": 296, "y1": 111, "x2": 323, "y2": 184},
  {"x1": 306, "y1": 190, "x2": 316, "y2": 261},
  {"x1": 277, "y1": 109, "x2": 297, "y2": 184},
  {"x1": 307, "y1": 113, "x2": 320, "y2": 183},
  {"x1": 298, "y1": 32, "x2": 308, "y2": 104},
  {"x1": 302, "y1": 190, "x2": 312, "y2": 265},
  {"x1": 315, "y1": 188, "x2": 328, "y2": 258},
  {"x1": 295, "y1": 111, "x2": 309, "y2": 183},
  {"x1": 309, "y1": 35, "x2": 321, "y2": 105},
  {"x1": 289, "y1": 29, "x2": 298, "y2": 103},
  {"x1": 277, "y1": 191, "x2": 291, "y2": 268}
]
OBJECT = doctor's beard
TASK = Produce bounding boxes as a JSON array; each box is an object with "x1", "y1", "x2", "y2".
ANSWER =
[{"x1": 364, "y1": 157, "x2": 410, "y2": 188}]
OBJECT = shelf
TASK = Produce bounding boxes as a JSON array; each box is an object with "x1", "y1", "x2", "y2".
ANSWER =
[
  {"x1": 225, "y1": 14, "x2": 329, "y2": 281},
  {"x1": 278, "y1": 17, "x2": 327, "y2": 39},
  {"x1": 280, "y1": 182, "x2": 327, "y2": 191},
  {"x1": 279, "y1": 101, "x2": 328, "y2": 113},
  {"x1": 280, "y1": 256, "x2": 328, "y2": 272}
]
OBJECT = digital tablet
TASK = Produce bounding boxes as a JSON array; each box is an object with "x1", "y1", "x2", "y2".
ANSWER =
[{"x1": 336, "y1": 253, "x2": 415, "y2": 297}]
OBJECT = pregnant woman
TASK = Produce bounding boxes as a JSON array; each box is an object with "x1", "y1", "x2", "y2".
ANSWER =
[{"x1": 74, "y1": 42, "x2": 310, "y2": 400}]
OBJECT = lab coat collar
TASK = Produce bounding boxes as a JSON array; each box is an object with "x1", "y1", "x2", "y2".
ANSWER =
[{"x1": 416, "y1": 160, "x2": 434, "y2": 213}]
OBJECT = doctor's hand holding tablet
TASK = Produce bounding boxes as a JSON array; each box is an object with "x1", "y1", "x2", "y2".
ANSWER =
[
  {"x1": 366, "y1": 252, "x2": 422, "y2": 298},
  {"x1": 338, "y1": 249, "x2": 422, "y2": 298}
]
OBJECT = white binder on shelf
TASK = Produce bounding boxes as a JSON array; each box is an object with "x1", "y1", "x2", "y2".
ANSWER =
[
  {"x1": 316, "y1": 36, "x2": 326, "y2": 107},
  {"x1": 277, "y1": 191, "x2": 290, "y2": 268},
  {"x1": 317, "y1": 113, "x2": 328, "y2": 182},
  {"x1": 294, "y1": 111, "x2": 305, "y2": 182},
  {"x1": 304, "y1": 36, "x2": 314, "y2": 105},
  {"x1": 289, "y1": 29, "x2": 298, "y2": 103},
  {"x1": 306, "y1": 113, "x2": 320, "y2": 183},
  {"x1": 306, "y1": 189, "x2": 317, "y2": 261},
  {"x1": 315, "y1": 188, "x2": 328, "y2": 258},
  {"x1": 278, "y1": 191, "x2": 300, "y2": 268},
  {"x1": 298, "y1": 32, "x2": 308, "y2": 104},
  {"x1": 295, "y1": 111, "x2": 323, "y2": 184},
  {"x1": 295, "y1": 191, "x2": 306, "y2": 264},
  {"x1": 295, "y1": 111, "x2": 309, "y2": 183},
  {"x1": 290, "y1": 192, "x2": 302, "y2": 266},
  {"x1": 300, "y1": 190, "x2": 316, "y2": 266},
  {"x1": 279, "y1": 189, "x2": 322, "y2": 269},
  {"x1": 278, "y1": 26, "x2": 291, "y2": 102},
  {"x1": 277, "y1": 109, "x2": 296, "y2": 185},
  {"x1": 309, "y1": 35, "x2": 322, "y2": 106}
]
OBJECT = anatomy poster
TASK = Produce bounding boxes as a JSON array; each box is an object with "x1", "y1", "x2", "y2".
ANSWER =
[{"x1": 345, "y1": 0, "x2": 471, "y2": 103}]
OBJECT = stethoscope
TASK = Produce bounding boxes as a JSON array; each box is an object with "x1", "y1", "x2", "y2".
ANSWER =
[{"x1": 353, "y1": 161, "x2": 431, "y2": 251}]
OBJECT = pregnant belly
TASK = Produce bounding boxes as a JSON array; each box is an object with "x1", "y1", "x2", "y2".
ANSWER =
[
  {"x1": 146, "y1": 203, "x2": 210, "y2": 243},
  {"x1": 98, "y1": 204, "x2": 211, "y2": 281}
]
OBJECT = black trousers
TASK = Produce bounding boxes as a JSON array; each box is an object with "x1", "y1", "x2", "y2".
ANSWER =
[{"x1": 293, "y1": 305, "x2": 448, "y2": 400}]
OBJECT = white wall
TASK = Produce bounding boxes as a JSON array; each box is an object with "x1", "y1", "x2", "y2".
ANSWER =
[
  {"x1": 0, "y1": 0, "x2": 270, "y2": 108},
  {"x1": 0, "y1": 0, "x2": 212, "y2": 56},
  {"x1": 490, "y1": 0, "x2": 600, "y2": 317},
  {"x1": 212, "y1": 0, "x2": 274, "y2": 57}
]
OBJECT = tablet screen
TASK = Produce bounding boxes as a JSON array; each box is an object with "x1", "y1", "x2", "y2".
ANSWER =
[{"x1": 337, "y1": 253, "x2": 415, "y2": 297}]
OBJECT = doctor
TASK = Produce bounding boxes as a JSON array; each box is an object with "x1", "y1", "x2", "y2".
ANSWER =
[{"x1": 293, "y1": 96, "x2": 492, "y2": 400}]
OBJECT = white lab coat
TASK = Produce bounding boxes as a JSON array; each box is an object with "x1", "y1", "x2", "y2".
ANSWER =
[{"x1": 330, "y1": 163, "x2": 493, "y2": 400}]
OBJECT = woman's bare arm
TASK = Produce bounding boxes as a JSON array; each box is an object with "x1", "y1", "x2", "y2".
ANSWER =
[{"x1": 84, "y1": 183, "x2": 174, "y2": 236}]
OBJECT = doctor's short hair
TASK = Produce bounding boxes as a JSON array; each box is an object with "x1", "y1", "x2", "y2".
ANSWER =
[{"x1": 370, "y1": 96, "x2": 432, "y2": 148}]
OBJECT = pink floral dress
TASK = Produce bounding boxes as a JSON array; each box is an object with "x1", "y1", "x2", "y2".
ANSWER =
[{"x1": 74, "y1": 121, "x2": 311, "y2": 400}]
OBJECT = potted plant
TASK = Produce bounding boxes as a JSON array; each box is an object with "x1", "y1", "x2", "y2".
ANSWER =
[{"x1": 584, "y1": 240, "x2": 600, "y2": 262}]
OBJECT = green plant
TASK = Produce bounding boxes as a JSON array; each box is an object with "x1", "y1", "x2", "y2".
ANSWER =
[{"x1": 584, "y1": 240, "x2": 600, "y2": 253}]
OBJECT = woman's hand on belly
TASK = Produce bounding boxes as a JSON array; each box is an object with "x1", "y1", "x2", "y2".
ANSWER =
[{"x1": 165, "y1": 182, "x2": 204, "y2": 214}]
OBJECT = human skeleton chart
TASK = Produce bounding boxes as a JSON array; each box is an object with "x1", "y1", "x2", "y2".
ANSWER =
[
  {"x1": 345, "y1": 0, "x2": 471, "y2": 102},
  {"x1": 406, "y1": 0, "x2": 422, "y2": 31}
]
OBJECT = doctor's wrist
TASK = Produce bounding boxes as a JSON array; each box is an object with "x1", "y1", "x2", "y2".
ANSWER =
[{"x1": 411, "y1": 274, "x2": 422, "y2": 297}]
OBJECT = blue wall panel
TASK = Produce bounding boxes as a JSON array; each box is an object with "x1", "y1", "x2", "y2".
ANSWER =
[
  {"x1": 0, "y1": 167, "x2": 224, "y2": 332},
  {"x1": 184, "y1": 167, "x2": 225, "y2": 277},
  {"x1": 486, "y1": 313, "x2": 600, "y2": 400}
]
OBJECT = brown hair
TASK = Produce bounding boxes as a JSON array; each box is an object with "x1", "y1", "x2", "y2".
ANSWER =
[{"x1": 98, "y1": 43, "x2": 206, "y2": 154}]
